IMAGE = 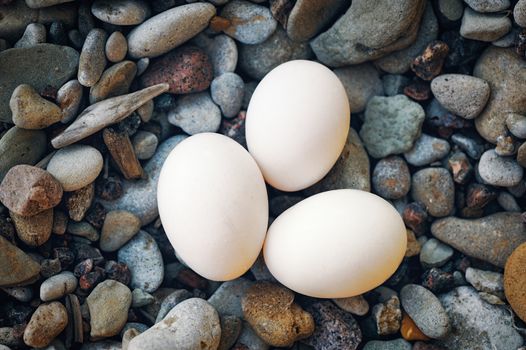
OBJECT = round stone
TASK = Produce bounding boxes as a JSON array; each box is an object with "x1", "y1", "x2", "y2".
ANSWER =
[
  {"x1": 411, "y1": 167, "x2": 455, "y2": 217},
  {"x1": 504, "y1": 243, "x2": 526, "y2": 322},
  {"x1": 100, "y1": 210, "x2": 141, "y2": 252},
  {"x1": 40, "y1": 271, "x2": 77, "y2": 301},
  {"x1": 372, "y1": 156, "x2": 411, "y2": 200},
  {"x1": 478, "y1": 149, "x2": 523, "y2": 187},
  {"x1": 23, "y1": 302, "x2": 68, "y2": 348},
  {"x1": 105, "y1": 31, "x2": 128, "y2": 63},
  {"x1": 211, "y1": 72, "x2": 245, "y2": 118}
]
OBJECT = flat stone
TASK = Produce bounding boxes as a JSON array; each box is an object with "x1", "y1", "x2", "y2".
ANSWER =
[
  {"x1": 420, "y1": 238, "x2": 454, "y2": 268},
  {"x1": 11, "y1": 208, "x2": 53, "y2": 246},
  {"x1": 504, "y1": 242, "x2": 526, "y2": 322},
  {"x1": 87, "y1": 279, "x2": 132, "y2": 338},
  {"x1": 474, "y1": 47, "x2": 526, "y2": 143},
  {"x1": 460, "y1": 7, "x2": 511, "y2": 42},
  {"x1": 105, "y1": 31, "x2": 128, "y2": 63},
  {"x1": 208, "y1": 278, "x2": 253, "y2": 318},
  {"x1": 333, "y1": 295, "x2": 369, "y2": 316},
  {"x1": 14, "y1": 22, "x2": 46, "y2": 48},
  {"x1": 0, "y1": 44, "x2": 79, "y2": 123},
  {"x1": 118, "y1": 230, "x2": 164, "y2": 293},
  {"x1": 100, "y1": 210, "x2": 141, "y2": 252},
  {"x1": 211, "y1": 72, "x2": 245, "y2": 118},
  {"x1": 40, "y1": 271, "x2": 77, "y2": 301},
  {"x1": 334, "y1": 63, "x2": 384, "y2": 113},
  {"x1": 0, "y1": 235, "x2": 40, "y2": 287},
  {"x1": 431, "y1": 212, "x2": 526, "y2": 267},
  {"x1": 0, "y1": 127, "x2": 46, "y2": 181},
  {"x1": 372, "y1": 156, "x2": 410, "y2": 200},
  {"x1": 466, "y1": 267, "x2": 504, "y2": 298},
  {"x1": 310, "y1": 0, "x2": 426, "y2": 66},
  {"x1": 90, "y1": 61, "x2": 137, "y2": 103},
  {"x1": 23, "y1": 302, "x2": 68, "y2": 348},
  {"x1": 360, "y1": 95, "x2": 425, "y2": 158},
  {"x1": 78, "y1": 29, "x2": 108, "y2": 87},
  {"x1": 478, "y1": 149, "x2": 523, "y2": 187},
  {"x1": 411, "y1": 167, "x2": 455, "y2": 217},
  {"x1": 92, "y1": 0, "x2": 150, "y2": 25},
  {"x1": 404, "y1": 134, "x2": 450, "y2": 166},
  {"x1": 66, "y1": 183, "x2": 95, "y2": 221},
  {"x1": 167, "y1": 92, "x2": 221, "y2": 135},
  {"x1": 127, "y1": 3, "x2": 216, "y2": 59},
  {"x1": 437, "y1": 286, "x2": 522, "y2": 350},
  {"x1": 465, "y1": 0, "x2": 510, "y2": 12}
]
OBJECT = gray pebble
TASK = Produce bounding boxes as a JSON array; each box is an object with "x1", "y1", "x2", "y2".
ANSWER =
[
  {"x1": 68, "y1": 29, "x2": 83, "y2": 49},
  {"x1": 333, "y1": 295, "x2": 369, "y2": 316},
  {"x1": 237, "y1": 322, "x2": 269, "y2": 350},
  {"x1": 404, "y1": 134, "x2": 450, "y2": 166},
  {"x1": 67, "y1": 221, "x2": 99, "y2": 241},
  {"x1": 437, "y1": 0, "x2": 464, "y2": 22},
  {"x1": 89, "y1": 60, "x2": 137, "y2": 103},
  {"x1": 57, "y1": 80, "x2": 83, "y2": 123},
  {"x1": 155, "y1": 289, "x2": 192, "y2": 323},
  {"x1": 1, "y1": 286, "x2": 33, "y2": 302},
  {"x1": 221, "y1": 0, "x2": 277, "y2": 45},
  {"x1": 478, "y1": 149, "x2": 523, "y2": 187},
  {"x1": 168, "y1": 92, "x2": 221, "y2": 135},
  {"x1": 382, "y1": 75, "x2": 409, "y2": 96},
  {"x1": 506, "y1": 113, "x2": 526, "y2": 139},
  {"x1": 14, "y1": 23, "x2": 46, "y2": 48},
  {"x1": 136, "y1": 58, "x2": 149, "y2": 76},
  {"x1": 132, "y1": 131, "x2": 158, "y2": 160},
  {"x1": 78, "y1": 28, "x2": 108, "y2": 87},
  {"x1": 497, "y1": 191, "x2": 521, "y2": 211},
  {"x1": 192, "y1": 34, "x2": 238, "y2": 77},
  {"x1": 334, "y1": 63, "x2": 383, "y2": 113},
  {"x1": 372, "y1": 156, "x2": 410, "y2": 200},
  {"x1": 492, "y1": 27, "x2": 519, "y2": 47},
  {"x1": 46, "y1": 145, "x2": 103, "y2": 192},
  {"x1": 460, "y1": 7, "x2": 511, "y2": 42},
  {"x1": 211, "y1": 72, "x2": 244, "y2": 118},
  {"x1": 363, "y1": 339, "x2": 411, "y2": 350},
  {"x1": 131, "y1": 289, "x2": 155, "y2": 308},
  {"x1": 420, "y1": 238, "x2": 454, "y2": 267},
  {"x1": 208, "y1": 278, "x2": 252, "y2": 318},
  {"x1": 92, "y1": 0, "x2": 151, "y2": 26},
  {"x1": 400, "y1": 284, "x2": 450, "y2": 339},
  {"x1": 218, "y1": 315, "x2": 242, "y2": 350},
  {"x1": 25, "y1": 0, "x2": 75, "y2": 8},
  {"x1": 105, "y1": 31, "x2": 128, "y2": 63},
  {"x1": 508, "y1": 180, "x2": 526, "y2": 197},
  {"x1": 465, "y1": 0, "x2": 510, "y2": 12},
  {"x1": 411, "y1": 167, "x2": 455, "y2": 217},
  {"x1": 118, "y1": 230, "x2": 164, "y2": 293},
  {"x1": 514, "y1": 0, "x2": 526, "y2": 27},
  {"x1": 465, "y1": 267, "x2": 504, "y2": 298},
  {"x1": 40, "y1": 271, "x2": 77, "y2": 301},
  {"x1": 451, "y1": 133, "x2": 484, "y2": 159}
]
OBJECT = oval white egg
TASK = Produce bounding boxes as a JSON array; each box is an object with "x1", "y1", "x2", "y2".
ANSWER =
[
  {"x1": 246, "y1": 60, "x2": 350, "y2": 192},
  {"x1": 263, "y1": 189, "x2": 407, "y2": 298},
  {"x1": 157, "y1": 133, "x2": 269, "y2": 281}
]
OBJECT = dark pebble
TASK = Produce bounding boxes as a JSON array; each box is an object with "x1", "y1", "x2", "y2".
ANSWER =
[
  {"x1": 411, "y1": 40, "x2": 449, "y2": 81},
  {"x1": 421, "y1": 268, "x2": 455, "y2": 293}
]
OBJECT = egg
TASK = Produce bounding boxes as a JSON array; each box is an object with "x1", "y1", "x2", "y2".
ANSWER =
[
  {"x1": 157, "y1": 133, "x2": 269, "y2": 281},
  {"x1": 263, "y1": 189, "x2": 407, "y2": 298},
  {"x1": 246, "y1": 60, "x2": 350, "y2": 192}
]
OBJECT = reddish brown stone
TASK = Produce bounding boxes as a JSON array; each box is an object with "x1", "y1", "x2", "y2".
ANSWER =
[
  {"x1": 404, "y1": 80, "x2": 430, "y2": 101},
  {"x1": 140, "y1": 46, "x2": 213, "y2": 95},
  {"x1": 411, "y1": 40, "x2": 449, "y2": 81},
  {"x1": 66, "y1": 183, "x2": 95, "y2": 222},
  {"x1": 209, "y1": 16, "x2": 232, "y2": 32},
  {"x1": 466, "y1": 183, "x2": 496, "y2": 210},
  {"x1": 0, "y1": 165, "x2": 63, "y2": 217},
  {"x1": 402, "y1": 202, "x2": 428, "y2": 236}
]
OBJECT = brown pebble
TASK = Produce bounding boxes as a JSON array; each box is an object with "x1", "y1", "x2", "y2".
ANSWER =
[
  {"x1": 447, "y1": 151, "x2": 472, "y2": 184},
  {"x1": 241, "y1": 281, "x2": 315, "y2": 347},
  {"x1": 23, "y1": 302, "x2": 68, "y2": 348},
  {"x1": 10, "y1": 208, "x2": 53, "y2": 247},
  {"x1": 270, "y1": 0, "x2": 294, "y2": 28},
  {"x1": 103, "y1": 127, "x2": 144, "y2": 180},
  {"x1": 405, "y1": 229, "x2": 421, "y2": 257},
  {"x1": 411, "y1": 40, "x2": 449, "y2": 81},
  {"x1": 403, "y1": 202, "x2": 428, "y2": 236},
  {"x1": 466, "y1": 183, "x2": 496, "y2": 210},
  {"x1": 0, "y1": 235, "x2": 41, "y2": 287},
  {"x1": 66, "y1": 182, "x2": 95, "y2": 222},
  {"x1": 504, "y1": 242, "x2": 526, "y2": 322},
  {"x1": 52, "y1": 210, "x2": 68, "y2": 235},
  {"x1": 105, "y1": 31, "x2": 128, "y2": 63},
  {"x1": 140, "y1": 46, "x2": 213, "y2": 94},
  {"x1": 400, "y1": 313, "x2": 429, "y2": 341},
  {"x1": 404, "y1": 80, "x2": 431, "y2": 101},
  {"x1": 209, "y1": 16, "x2": 232, "y2": 32},
  {"x1": 0, "y1": 165, "x2": 63, "y2": 216}
]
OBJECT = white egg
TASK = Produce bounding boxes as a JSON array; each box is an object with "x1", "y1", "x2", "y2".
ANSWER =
[
  {"x1": 263, "y1": 189, "x2": 407, "y2": 298},
  {"x1": 157, "y1": 133, "x2": 269, "y2": 281},
  {"x1": 246, "y1": 60, "x2": 350, "y2": 192}
]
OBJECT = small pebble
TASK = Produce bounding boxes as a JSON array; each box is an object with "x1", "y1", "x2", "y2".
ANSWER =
[
  {"x1": 506, "y1": 113, "x2": 526, "y2": 139},
  {"x1": 10, "y1": 208, "x2": 53, "y2": 246},
  {"x1": 167, "y1": 92, "x2": 221, "y2": 135},
  {"x1": 67, "y1": 221, "x2": 99, "y2": 241},
  {"x1": 131, "y1": 288, "x2": 154, "y2": 308},
  {"x1": 451, "y1": 133, "x2": 484, "y2": 159},
  {"x1": 132, "y1": 131, "x2": 158, "y2": 160},
  {"x1": 155, "y1": 289, "x2": 193, "y2": 322},
  {"x1": 23, "y1": 302, "x2": 68, "y2": 348},
  {"x1": 14, "y1": 23, "x2": 46, "y2": 48},
  {"x1": 420, "y1": 238, "x2": 454, "y2": 268},
  {"x1": 10, "y1": 84, "x2": 62, "y2": 129},
  {"x1": 465, "y1": 267, "x2": 504, "y2": 298},
  {"x1": 411, "y1": 40, "x2": 449, "y2": 81},
  {"x1": 105, "y1": 31, "x2": 128, "y2": 63},
  {"x1": 57, "y1": 80, "x2": 83, "y2": 124},
  {"x1": 40, "y1": 271, "x2": 77, "y2": 301},
  {"x1": 372, "y1": 156, "x2": 410, "y2": 200},
  {"x1": 514, "y1": 0, "x2": 526, "y2": 27},
  {"x1": 136, "y1": 100, "x2": 154, "y2": 122},
  {"x1": 100, "y1": 210, "x2": 141, "y2": 252},
  {"x1": 192, "y1": 33, "x2": 238, "y2": 77},
  {"x1": 333, "y1": 295, "x2": 369, "y2": 316},
  {"x1": 478, "y1": 149, "x2": 523, "y2": 187},
  {"x1": 66, "y1": 183, "x2": 95, "y2": 221},
  {"x1": 460, "y1": 7, "x2": 511, "y2": 42},
  {"x1": 372, "y1": 295, "x2": 402, "y2": 336},
  {"x1": 404, "y1": 134, "x2": 450, "y2": 166},
  {"x1": 497, "y1": 191, "x2": 521, "y2": 212},
  {"x1": 411, "y1": 167, "x2": 455, "y2": 217},
  {"x1": 334, "y1": 63, "x2": 384, "y2": 113},
  {"x1": 208, "y1": 278, "x2": 252, "y2": 318},
  {"x1": 78, "y1": 28, "x2": 108, "y2": 87},
  {"x1": 211, "y1": 72, "x2": 244, "y2": 118},
  {"x1": 465, "y1": 0, "x2": 510, "y2": 12},
  {"x1": 90, "y1": 61, "x2": 137, "y2": 103},
  {"x1": 91, "y1": 0, "x2": 150, "y2": 26}
]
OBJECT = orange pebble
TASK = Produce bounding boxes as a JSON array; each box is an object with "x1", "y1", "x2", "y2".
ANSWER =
[{"x1": 401, "y1": 313, "x2": 430, "y2": 341}]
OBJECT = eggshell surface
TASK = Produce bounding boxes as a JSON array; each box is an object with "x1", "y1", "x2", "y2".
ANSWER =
[
  {"x1": 157, "y1": 133, "x2": 269, "y2": 281},
  {"x1": 246, "y1": 60, "x2": 350, "y2": 192},
  {"x1": 263, "y1": 189, "x2": 407, "y2": 298}
]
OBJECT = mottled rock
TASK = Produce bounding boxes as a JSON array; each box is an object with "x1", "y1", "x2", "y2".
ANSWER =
[
  {"x1": 0, "y1": 235, "x2": 40, "y2": 287},
  {"x1": 211, "y1": 72, "x2": 244, "y2": 118},
  {"x1": 192, "y1": 34, "x2": 238, "y2": 77},
  {"x1": 91, "y1": 0, "x2": 150, "y2": 25},
  {"x1": 14, "y1": 22, "x2": 46, "y2": 48},
  {"x1": 372, "y1": 156, "x2": 410, "y2": 199},
  {"x1": 78, "y1": 29, "x2": 108, "y2": 87},
  {"x1": 11, "y1": 208, "x2": 53, "y2": 246},
  {"x1": 90, "y1": 61, "x2": 137, "y2": 103},
  {"x1": 132, "y1": 131, "x2": 158, "y2": 160},
  {"x1": 10, "y1": 84, "x2": 62, "y2": 129},
  {"x1": 514, "y1": 0, "x2": 526, "y2": 27},
  {"x1": 66, "y1": 183, "x2": 95, "y2": 221},
  {"x1": 404, "y1": 134, "x2": 450, "y2": 166},
  {"x1": 506, "y1": 113, "x2": 526, "y2": 139},
  {"x1": 363, "y1": 339, "x2": 412, "y2": 350},
  {"x1": 372, "y1": 295, "x2": 402, "y2": 335},
  {"x1": 478, "y1": 149, "x2": 523, "y2": 187},
  {"x1": 218, "y1": 315, "x2": 242, "y2": 350},
  {"x1": 334, "y1": 63, "x2": 384, "y2": 113},
  {"x1": 40, "y1": 271, "x2": 77, "y2": 301},
  {"x1": 167, "y1": 92, "x2": 221, "y2": 134},
  {"x1": 460, "y1": 7, "x2": 511, "y2": 42},
  {"x1": 411, "y1": 167, "x2": 455, "y2": 217},
  {"x1": 420, "y1": 238, "x2": 454, "y2": 268},
  {"x1": 504, "y1": 242, "x2": 526, "y2": 322},
  {"x1": 23, "y1": 302, "x2": 68, "y2": 348},
  {"x1": 466, "y1": 267, "x2": 504, "y2": 298}
]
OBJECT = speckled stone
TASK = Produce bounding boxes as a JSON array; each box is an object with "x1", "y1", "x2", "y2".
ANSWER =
[
  {"x1": 404, "y1": 134, "x2": 450, "y2": 166},
  {"x1": 506, "y1": 113, "x2": 526, "y2": 139},
  {"x1": 363, "y1": 339, "x2": 412, "y2": 350},
  {"x1": 78, "y1": 29, "x2": 108, "y2": 87},
  {"x1": 411, "y1": 167, "x2": 455, "y2": 217},
  {"x1": 105, "y1": 31, "x2": 128, "y2": 63},
  {"x1": 211, "y1": 72, "x2": 245, "y2": 118},
  {"x1": 23, "y1": 302, "x2": 68, "y2": 348},
  {"x1": 11, "y1": 208, "x2": 53, "y2": 247},
  {"x1": 478, "y1": 149, "x2": 523, "y2": 187},
  {"x1": 167, "y1": 92, "x2": 221, "y2": 135},
  {"x1": 460, "y1": 7, "x2": 511, "y2": 42},
  {"x1": 372, "y1": 156, "x2": 410, "y2": 199},
  {"x1": 91, "y1": 0, "x2": 150, "y2": 26},
  {"x1": 40, "y1": 271, "x2": 77, "y2": 301},
  {"x1": 504, "y1": 243, "x2": 526, "y2": 322},
  {"x1": 514, "y1": 0, "x2": 526, "y2": 27}
]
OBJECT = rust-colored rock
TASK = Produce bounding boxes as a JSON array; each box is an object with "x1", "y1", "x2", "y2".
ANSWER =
[
  {"x1": 401, "y1": 313, "x2": 430, "y2": 341},
  {"x1": 66, "y1": 182, "x2": 94, "y2": 221},
  {"x1": 10, "y1": 208, "x2": 53, "y2": 246},
  {"x1": 0, "y1": 165, "x2": 63, "y2": 216},
  {"x1": 140, "y1": 46, "x2": 213, "y2": 94},
  {"x1": 411, "y1": 40, "x2": 449, "y2": 81},
  {"x1": 103, "y1": 127, "x2": 144, "y2": 180},
  {"x1": 0, "y1": 235, "x2": 40, "y2": 287},
  {"x1": 504, "y1": 242, "x2": 526, "y2": 322}
]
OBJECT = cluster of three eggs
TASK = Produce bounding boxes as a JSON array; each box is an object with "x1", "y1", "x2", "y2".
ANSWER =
[{"x1": 158, "y1": 60, "x2": 407, "y2": 298}]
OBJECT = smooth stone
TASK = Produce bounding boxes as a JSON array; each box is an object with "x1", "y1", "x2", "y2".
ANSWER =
[
  {"x1": 517, "y1": 142, "x2": 526, "y2": 167},
  {"x1": 333, "y1": 295, "x2": 370, "y2": 316},
  {"x1": 92, "y1": 0, "x2": 150, "y2": 25},
  {"x1": 0, "y1": 164, "x2": 62, "y2": 216},
  {"x1": 57, "y1": 80, "x2": 83, "y2": 123},
  {"x1": 241, "y1": 282, "x2": 314, "y2": 347},
  {"x1": 89, "y1": 61, "x2": 137, "y2": 103},
  {"x1": 0, "y1": 235, "x2": 40, "y2": 287},
  {"x1": 400, "y1": 284, "x2": 450, "y2": 339},
  {"x1": 131, "y1": 288, "x2": 154, "y2": 308},
  {"x1": 155, "y1": 289, "x2": 193, "y2": 322},
  {"x1": 432, "y1": 212, "x2": 526, "y2": 267},
  {"x1": 465, "y1": 267, "x2": 504, "y2": 298},
  {"x1": 478, "y1": 149, "x2": 523, "y2": 187},
  {"x1": 504, "y1": 242, "x2": 526, "y2": 322},
  {"x1": 238, "y1": 27, "x2": 312, "y2": 80},
  {"x1": 474, "y1": 47, "x2": 526, "y2": 143},
  {"x1": 136, "y1": 100, "x2": 153, "y2": 122},
  {"x1": 460, "y1": 7, "x2": 511, "y2": 42},
  {"x1": 211, "y1": 72, "x2": 244, "y2": 118},
  {"x1": 514, "y1": 0, "x2": 526, "y2": 27},
  {"x1": 14, "y1": 22, "x2": 46, "y2": 48},
  {"x1": 411, "y1": 167, "x2": 455, "y2": 217},
  {"x1": 132, "y1": 131, "x2": 158, "y2": 160},
  {"x1": 286, "y1": 0, "x2": 347, "y2": 42},
  {"x1": 431, "y1": 74, "x2": 490, "y2": 119},
  {"x1": 192, "y1": 34, "x2": 238, "y2": 77},
  {"x1": 87, "y1": 280, "x2": 132, "y2": 338},
  {"x1": 310, "y1": 0, "x2": 426, "y2": 67},
  {"x1": 372, "y1": 156, "x2": 410, "y2": 200},
  {"x1": 438, "y1": 0, "x2": 466, "y2": 22},
  {"x1": 404, "y1": 134, "x2": 450, "y2": 166},
  {"x1": 506, "y1": 113, "x2": 526, "y2": 139},
  {"x1": 220, "y1": 0, "x2": 277, "y2": 45},
  {"x1": 78, "y1": 29, "x2": 108, "y2": 87},
  {"x1": 363, "y1": 339, "x2": 412, "y2": 350},
  {"x1": 140, "y1": 46, "x2": 213, "y2": 94},
  {"x1": 23, "y1": 302, "x2": 68, "y2": 348},
  {"x1": 167, "y1": 92, "x2": 221, "y2": 135},
  {"x1": 334, "y1": 63, "x2": 384, "y2": 113},
  {"x1": 497, "y1": 191, "x2": 521, "y2": 211},
  {"x1": 465, "y1": 0, "x2": 510, "y2": 12},
  {"x1": 67, "y1": 221, "x2": 99, "y2": 241},
  {"x1": 46, "y1": 145, "x2": 103, "y2": 192},
  {"x1": 11, "y1": 208, "x2": 53, "y2": 246},
  {"x1": 105, "y1": 31, "x2": 127, "y2": 63},
  {"x1": 360, "y1": 95, "x2": 425, "y2": 158},
  {"x1": 100, "y1": 135, "x2": 187, "y2": 225},
  {"x1": 375, "y1": 2, "x2": 439, "y2": 74},
  {"x1": 100, "y1": 210, "x2": 141, "y2": 251},
  {"x1": 118, "y1": 230, "x2": 164, "y2": 293},
  {"x1": 208, "y1": 278, "x2": 252, "y2": 318},
  {"x1": 40, "y1": 271, "x2": 77, "y2": 301},
  {"x1": 420, "y1": 238, "x2": 454, "y2": 268},
  {"x1": 305, "y1": 128, "x2": 371, "y2": 194},
  {"x1": 437, "y1": 287, "x2": 522, "y2": 349},
  {"x1": 0, "y1": 44, "x2": 79, "y2": 123},
  {"x1": 128, "y1": 298, "x2": 221, "y2": 350},
  {"x1": 136, "y1": 58, "x2": 149, "y2": 75},
  {"x1": 10, "y1": 84, "x2": 62, "y2": 129},
  {"x1": 25, "y1": 0, "x2": 74, "y2": 8},
  {"x1": 127, "y1": 3, "x2": 216, "y2": 59},
  {"x1": 0, "y1": 127, "x2": 46, "y2": 181}
]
